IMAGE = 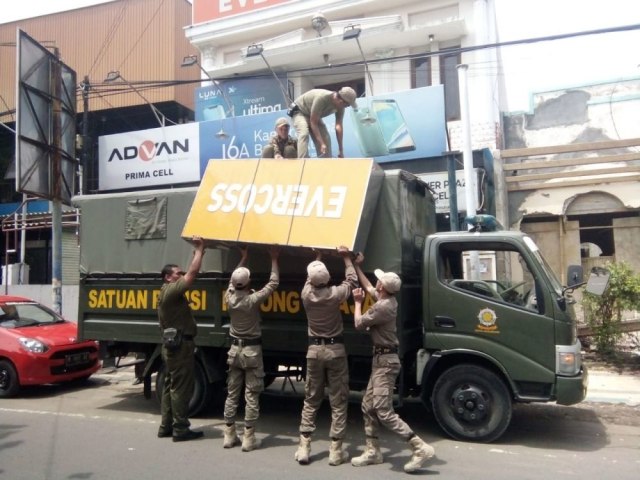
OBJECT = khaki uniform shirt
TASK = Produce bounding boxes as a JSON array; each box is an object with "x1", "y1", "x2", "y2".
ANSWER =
[
  {"x1": 302, "y1": 265, "x2": 357, "y2": 338},
  {"x1": 225, "y1": 270, "x2": 279, "y2": 338},
  {"x1": 158, "y1": 277, "x2": 197, "y2": 336},
  {"x1": 359, "y1": 287, "x2": 399, "y2": 347},
  {"x1": 294, "y1": 89, "x2": 339, "y2": 120}
]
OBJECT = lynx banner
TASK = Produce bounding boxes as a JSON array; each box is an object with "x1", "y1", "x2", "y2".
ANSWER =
[{"x1": 182, "y1": 158, "x2": 383, "y2": 250}]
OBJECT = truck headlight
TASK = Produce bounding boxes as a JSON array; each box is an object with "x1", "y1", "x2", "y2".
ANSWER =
[
  {"x1": 556, "y1": 341, "x2": 582, "y2": 376},
  {"x1": 19, "y1": 337, "x2": 49, "y2": 353}
]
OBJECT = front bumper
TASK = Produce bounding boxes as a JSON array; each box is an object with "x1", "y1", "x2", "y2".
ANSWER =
[{"x1": 556, "y1": 364, "x2": 589, "y2": 405}]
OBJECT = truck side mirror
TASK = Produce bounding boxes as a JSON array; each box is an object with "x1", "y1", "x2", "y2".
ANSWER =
[
  {"x1": 566, "y1": 265, "x2": 583, "y2": 287},
  {"x1": 585, "y1": 267, "x2": 610, "y2": 296}
]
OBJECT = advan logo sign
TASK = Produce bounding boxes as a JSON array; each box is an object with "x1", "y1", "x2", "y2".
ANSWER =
[{"x1": 98, "y1": 123, "x2": 200, "y2": 191}]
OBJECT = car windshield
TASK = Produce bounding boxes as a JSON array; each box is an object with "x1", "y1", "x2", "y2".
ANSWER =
[
  {"x1": 523, "y1": 236, "x2": 563, "y2": 296},
  {"x1": 0, "y1": 302, "x2": 64, "y2": 328}
]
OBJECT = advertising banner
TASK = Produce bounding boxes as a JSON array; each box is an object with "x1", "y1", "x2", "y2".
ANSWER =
[
  {"x1": 193, "y1": 0, "x2": 292, "y2": 23},
  {"x1": 98, "y1": 123, "x2": 200, "y2": 191},
  {"x1": 97, "y1": 86, "x2": 446, "y2": 191},
  {"x1": 194, "y1": 76, "x2": 288, "y2": 121},
  {"x1": 182, "y1": 158, "x2": 382, "y2": 250},
  {"x1": 419, "y1": 169, "x2": 479, "y2": 214}
]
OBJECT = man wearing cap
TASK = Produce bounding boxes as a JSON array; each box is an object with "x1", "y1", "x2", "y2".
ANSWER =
[
  {"x1": 157, "y1": 236, "x2": 206, "y2": 442},
  {"x1": 223, "y1": 246, "x2": 279, "y2": 452},
  {"x1": 289, "y1": 86, "x2": 358, "y2": 158},
  {"x1": 294, "y1": 246, "x2": 357, "y2": 466},
  {"x1": 350, "y1": 253, "x2": 435, "y2": 473},
  {"x1": 262, "y1": 117, "x2": 298, "y2": 159}
]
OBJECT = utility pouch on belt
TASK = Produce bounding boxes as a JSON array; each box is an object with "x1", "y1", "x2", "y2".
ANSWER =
[
  {"x1": 162, "y1": 328, "x2": 182, "y2": 351},
  {"x1": 286, "y1": 103, "x2": 299, "y2": 117}
]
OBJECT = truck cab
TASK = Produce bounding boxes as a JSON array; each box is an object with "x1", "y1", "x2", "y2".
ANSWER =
[{"x1": 417, "y1": 216, "x2": 586, "y2": 442}]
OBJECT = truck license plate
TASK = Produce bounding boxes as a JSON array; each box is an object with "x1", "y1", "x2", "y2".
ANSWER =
[{"x1": 65, "y1": 352, "x2": 89, "y2": 366}]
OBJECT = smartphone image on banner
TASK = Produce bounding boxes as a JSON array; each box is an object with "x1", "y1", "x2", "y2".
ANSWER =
[
  {"x1": 203, "y1": 103, "x2": 226, "y2": 121},
  {"x1": 371, "y1": 99, "x2": 416, "y2": 154},
  {"x1": 350, "y1": 106, "x2": 389, "y2": 157}
]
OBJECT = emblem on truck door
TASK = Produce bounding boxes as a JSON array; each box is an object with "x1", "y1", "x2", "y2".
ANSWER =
[{"x1": 476, "y1": 308, "x2": 499, "y2": 333}]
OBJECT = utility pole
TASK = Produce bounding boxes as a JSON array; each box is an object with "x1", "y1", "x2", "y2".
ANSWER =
[
  {"x1": 458, "y1": 63, "x2": 480, "y2": 280},
  {"x1": 51, "y1": 47, "x2": 63, "y2": 315},
  {"x1": 80, "y1": 76, "x2": 90, "y2": 194}
]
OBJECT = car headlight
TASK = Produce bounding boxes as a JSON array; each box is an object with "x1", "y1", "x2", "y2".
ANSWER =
[{"x1": 19, "y1": 337, "x2": 49, "y2": 353}]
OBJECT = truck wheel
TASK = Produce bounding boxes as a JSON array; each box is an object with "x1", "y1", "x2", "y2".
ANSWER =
[
  {"x1": 432, "y1": 364, "x2": 512, "y2": 443},
  {"x1": 0, "y1": 360, "x2": 20, "y2": 398},
  {"x1": 155, "y1": 360, "x2": 214, "y2": 417}
]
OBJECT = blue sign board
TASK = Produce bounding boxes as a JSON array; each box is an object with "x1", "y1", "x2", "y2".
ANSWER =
[
  {"x1": 197, "y1": 85, "x2": 446, "y2": 172},
  {"x1": 194, "y1": 76, "x2": 289, "y2": 121}
]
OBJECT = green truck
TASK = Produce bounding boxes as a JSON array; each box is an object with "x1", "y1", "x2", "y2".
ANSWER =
[{"x1": 76, "y1": 165, "x2": 590, "y2": 443}]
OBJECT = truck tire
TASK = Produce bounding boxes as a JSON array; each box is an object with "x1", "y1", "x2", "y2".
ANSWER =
[
  {"x1": 155, "y1": 359, "x2": 214, "y2": 417},
  {"x1": 432, "y1": 364, "x2": 512, "y2": 443},
  {"x1": 0, "y1": 360, "x2": 20, "y2": 398}
]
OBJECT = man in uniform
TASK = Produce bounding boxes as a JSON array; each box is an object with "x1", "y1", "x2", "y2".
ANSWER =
[
  {"x1": 294, "y1": 246, "x2": 357, "y2": 466},
  {"x1": 350, "y1": 253, "x2": 435, "y2": 472},
  {"x1": 157, "y1": 236, "x2": 206, "y2": 442},
  {"x1": 223, "y1": 246, "x2": 279, "y2": 451},
  {"x1": 290, "y1": 86, "x2": 357, "y2": 158},
  {"x1": 262, "y1": 117, "x2": 297, "y2": 159}
]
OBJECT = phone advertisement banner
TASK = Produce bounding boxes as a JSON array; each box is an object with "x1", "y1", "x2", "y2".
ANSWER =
[
  {"x1": 97, "y1": 86, "x2": 446, "y2": 191},
  {"x1": 194, "y1": 76, "x2": 288, "y2": 122},
  {"x1": 98, "y1": 123, "x2": 200, "y2": 191}
]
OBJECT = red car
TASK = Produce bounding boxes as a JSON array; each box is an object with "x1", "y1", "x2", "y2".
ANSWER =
[{"x1": 0, "y1": 295, "x2": 100, "y2": 397}]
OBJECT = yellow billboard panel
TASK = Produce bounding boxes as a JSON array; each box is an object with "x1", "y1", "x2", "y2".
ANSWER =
[{"x1": 182, "y1": 158, "x2": 382, "y2": 250}]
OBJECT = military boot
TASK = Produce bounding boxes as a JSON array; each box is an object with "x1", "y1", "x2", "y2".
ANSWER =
[
  {"x1": 351, "y1": 437, "x2": 383, "y2": 467},
  {"x1": 241, "y1": 426, "x2": 261, "y2": 452},
  {"x1": 223, "y1": 423, "x2": 240, "y2": 448},
  {"x1": 294, "y1": 434, "x2": 311, "y2": 464},
  {"x1": 328, "y1": 439, "x2": 349, "y2": 466},
  {"x1": 403, "y1": 435, "x2": 435, "y2": 473}
]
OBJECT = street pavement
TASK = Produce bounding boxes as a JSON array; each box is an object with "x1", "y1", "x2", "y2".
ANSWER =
[
  {"x1": 98, "y1": 359, "x2": 640, "y2": 407},
  {"x1": 585, "y1": 368, "x2": 640, "y2": 406}
]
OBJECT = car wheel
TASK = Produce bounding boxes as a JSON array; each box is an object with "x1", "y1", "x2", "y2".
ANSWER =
[
  {"x1": 432, "y1": 364, "x2": 512, "y2": 443},
  {"x1": 155, "y1": 360, "x2": 214, "y2": 417},
  {"x1": 0, "y1": 359, "x2": 20, "y2": 398}
]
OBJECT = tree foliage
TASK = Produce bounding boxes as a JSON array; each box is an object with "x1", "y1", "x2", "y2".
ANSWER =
[{"x1": 582, "y1": 262, "x2": 640, "y2": 353}]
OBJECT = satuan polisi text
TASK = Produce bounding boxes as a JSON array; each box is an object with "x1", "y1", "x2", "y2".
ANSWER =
[{"x1": 207, "y1": 183, "x2": 347, "y2": 218}]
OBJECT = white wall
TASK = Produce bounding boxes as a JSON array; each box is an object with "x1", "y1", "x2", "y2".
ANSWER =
[{"x1": 1, "y1": 285, "x2": 79, "y2": 322}]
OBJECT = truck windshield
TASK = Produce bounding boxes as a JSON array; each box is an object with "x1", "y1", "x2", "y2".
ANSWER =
[{"x1": 523, "y1": 236, "x2": 563, "y2": 296}]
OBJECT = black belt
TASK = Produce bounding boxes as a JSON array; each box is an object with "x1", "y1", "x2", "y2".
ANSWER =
[
  {"x1": 183, "y1": 335, "x2": 195, "y2": 341},
  {"x1": 231, "y1": 337, "x2": 262, "y2": 346},
  {"x1": 373, "y1": 345, "x2": 398, "y2": 355},
  {"x1": 309, "y1": 336, "x2": 344, "y2": 345}
]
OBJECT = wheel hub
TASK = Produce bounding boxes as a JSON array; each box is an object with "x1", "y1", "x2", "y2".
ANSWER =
[{"x1": 451, "y1": 385, "x2": 488, "y2": 423}]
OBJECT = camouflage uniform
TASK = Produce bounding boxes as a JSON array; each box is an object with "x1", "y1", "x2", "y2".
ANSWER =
[{"x1": 262, "y1": 134, "x2": 297, "y2": 158}]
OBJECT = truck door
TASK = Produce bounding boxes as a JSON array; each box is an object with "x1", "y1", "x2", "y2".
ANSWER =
[{"x1": 427, "y1": 238, "x2": 557, "y2": 386}]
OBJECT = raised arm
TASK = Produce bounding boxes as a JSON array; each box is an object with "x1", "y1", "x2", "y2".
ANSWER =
[
  {"x1": 183, "y1": 237, "x2": 205, "y2": 286},
  {"x1": 353, "y1": 252, "x2": 372, "y2": 291}
]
